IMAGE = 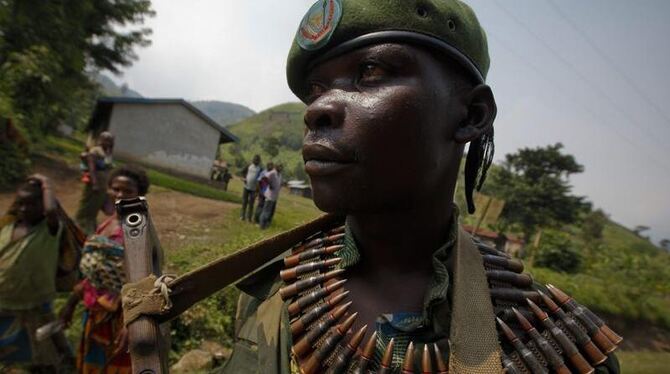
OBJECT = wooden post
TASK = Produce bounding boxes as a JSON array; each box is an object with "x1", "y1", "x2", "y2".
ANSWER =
[
  {"x1": 117, "y1": 197, "x2": 168, "y2": 373},
  {"x1": 473, "y1": 195, "x2": 493, "y2": 236}
]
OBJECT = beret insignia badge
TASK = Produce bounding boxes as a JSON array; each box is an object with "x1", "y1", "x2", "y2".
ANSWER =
[{"x1": 297, "y1": 0, "x2": 342, "y2": 51}]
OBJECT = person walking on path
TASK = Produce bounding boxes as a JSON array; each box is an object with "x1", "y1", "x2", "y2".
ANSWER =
[
  {"x1": 259, "y1": 163, "x2": 283, "y2": 229},
  {"x1": 75, "y1": 132, "x2": 115, "y2": 234},
  {"x1": 240, "y1": 155, "x2": 263, "y2": 221},
  {"x1": 254, "y1": 162, "x2": 274, "y2": 223}
]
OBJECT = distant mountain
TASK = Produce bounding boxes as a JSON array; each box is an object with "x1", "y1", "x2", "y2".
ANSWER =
[
  {"x1": 90, "y1": 72, "x2": 143, "y2": 98},
  {"x1": 191, "y1": 101, "x2": 255, "y2": 127},
  {"x1": 220, "y1": 102, "x2": 306, "y2": 180}
]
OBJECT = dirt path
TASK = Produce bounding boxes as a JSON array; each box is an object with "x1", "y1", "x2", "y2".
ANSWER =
[{"x1": 0, "y1": 156, "x2": 239, "y2": 251}]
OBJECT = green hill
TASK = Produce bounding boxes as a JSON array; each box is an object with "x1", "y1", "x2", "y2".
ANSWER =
[
  {"x1": 191, "y1": 100, "x2": 256, "y2": 126},
  {"x1": 220, "y1": 102, "x2": 307, "y2": 180}
]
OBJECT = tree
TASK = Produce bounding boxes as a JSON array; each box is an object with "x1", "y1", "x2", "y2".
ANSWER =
[
  {"x1": 633, "y1": 225, "x2": 650, "y2": 237},
  {"x1": 0, "y1": 0, "x2": 154, "y2": 138},
  {"x1": 660, "y1": 239, "x2": 670, "y2": 251},
  {"x1": 580, "y1": 209, "x2": 608, "y2": 243},
  {"x1": 482, "y1": 143, "x2": 590, "y2": 241},
  {"x1": 262, "y1": 136, "x2": 280, "y2": 158},
  {"x1": 535, "y1": 229, "x2": 583, "y2": 273}
]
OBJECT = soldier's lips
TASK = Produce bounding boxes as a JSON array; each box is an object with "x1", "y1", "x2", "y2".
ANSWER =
[
  {"x1": 304, "y1": 159, "x2": 354, "y2": 176},
  {"x1": 303, "y1": 143, "x2": 355, "y2": 176}
]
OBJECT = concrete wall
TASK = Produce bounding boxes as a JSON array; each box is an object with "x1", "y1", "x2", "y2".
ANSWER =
[{"x1": 108, "y1": 103, "x2": 219, "y2": 179}]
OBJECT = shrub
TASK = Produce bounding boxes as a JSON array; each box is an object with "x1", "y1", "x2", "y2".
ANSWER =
[
  {"x1": 0, "y1": 141, "x2": 30, "y2": 191},
  {"x1": 536, "y1": 230, "x2": 583, "y2": 273}
]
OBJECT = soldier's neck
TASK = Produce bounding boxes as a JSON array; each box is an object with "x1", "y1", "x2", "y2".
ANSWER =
[{"x1": 347, "y1": 198, "x2": 455, "y2": 277}]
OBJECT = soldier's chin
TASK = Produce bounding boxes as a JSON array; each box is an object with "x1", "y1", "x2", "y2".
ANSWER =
[{"x1": 311, "y1": 183, "x2": 352, "y2": 214}]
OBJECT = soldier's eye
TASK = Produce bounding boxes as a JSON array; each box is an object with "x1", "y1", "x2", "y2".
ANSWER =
[
  {"x1": 358, "y1": 63, "x2": 387, "y2": 83},
  {"x1": 307, "y1": 82, "x2": 326, "y2": 102}
]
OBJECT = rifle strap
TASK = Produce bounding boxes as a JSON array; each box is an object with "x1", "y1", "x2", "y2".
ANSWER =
[{"x1": 121, "y1": 274, "x2": 175, "y2": 326}]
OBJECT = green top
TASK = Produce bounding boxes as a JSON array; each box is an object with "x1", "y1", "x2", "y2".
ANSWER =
[{"x1": 0, "y1": 220, "x2": 62, "y2": 310}]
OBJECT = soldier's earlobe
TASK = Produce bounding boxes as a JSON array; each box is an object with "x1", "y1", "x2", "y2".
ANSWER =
[{"x1": 454, "y1": 123, "x2": 481, "y2": 144}]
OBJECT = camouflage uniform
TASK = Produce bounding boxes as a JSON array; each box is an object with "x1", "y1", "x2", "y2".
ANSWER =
[{"x1": 220, "y1": 215, "x2": 620, "y2": 373}]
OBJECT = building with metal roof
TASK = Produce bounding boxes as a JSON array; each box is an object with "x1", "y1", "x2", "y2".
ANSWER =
[{"x1": 87, "y1": 97, "x2": 238, "y2": 179}]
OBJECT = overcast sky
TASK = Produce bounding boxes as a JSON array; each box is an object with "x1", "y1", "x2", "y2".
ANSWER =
[{"x1": 111, "y1": 0, "x2": 670, "y2": 244}]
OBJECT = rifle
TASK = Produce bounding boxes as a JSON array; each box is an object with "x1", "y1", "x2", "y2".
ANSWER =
[
  {"x1": 118, "y1": 196, "x2": 341, "y2": 373},
  {"x1": 117, "y1": 197, "x2": 169, "y2": 373}
]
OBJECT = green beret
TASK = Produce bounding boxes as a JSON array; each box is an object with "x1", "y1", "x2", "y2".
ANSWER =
[{"x1": 287, "y1": 0, "x2": 490, "y2": 101}]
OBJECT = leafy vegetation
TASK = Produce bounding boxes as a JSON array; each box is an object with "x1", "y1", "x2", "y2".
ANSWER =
[
  {"x1": 482, "y1": 143, "x2": 590, "y2": 241},
  {"x1": 474, "y1": 145, "x2": 670, "y2": 329},
  {"x1": 0, "y1": 0, "x2": 154, "y2": 138},
  {"x1": 0, "y1": 138, "x2": 30, "y2": 190},
  {"x1": 220, "y1": 102, "x2": 307, "y2": 180},
  {"x1": 534, "y1": 229, "x2": 582, "y2": 273}
]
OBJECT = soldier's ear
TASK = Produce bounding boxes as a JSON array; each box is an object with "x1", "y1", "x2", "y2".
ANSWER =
[{"x1": 454, "y1": 84, "x2": 496, "y2": 144}]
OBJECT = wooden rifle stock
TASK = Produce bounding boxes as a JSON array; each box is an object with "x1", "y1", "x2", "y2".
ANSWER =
[{"x1": 117, "y1": 197, "x2": 169, "y2": 373}]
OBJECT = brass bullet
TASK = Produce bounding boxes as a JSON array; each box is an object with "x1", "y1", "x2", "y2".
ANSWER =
[
  {"x1": 352, "y1": 331, "x2": 378, "y2": 374},
  {"x1": 402, "y1": 341, "x2": 415, "y2": 374},
  {"x1": 482, "y1": 254, "x2": 524, "y2": 273},
  {"x1": 548, "y1": 285, "x2": 623, "y2": 346},
  {"x1": 279, "y1": 268, "x2": 345, "y2": 300},
  {"x1": 329, "y1": 225, "x2": 346, "y2": 235},
  {"x1": 378, "y1": 338, "x2": 395, "y2": 374},
  {"x1": 421, "y1": 344, "x2": 432, "y2": 374},
  {"x1": 290, "y1": 294, "x2": 350, "y2": 336},
  {"x1": 540, "y1": 292, "x2": 607, "y2": 366},
  {"x1": 302, "y1": 313, "x2": 359, "y2": 374},
  {"x1": 497, "y1": 317, "x2": 548, "y2": 374},
  {"x1": 433, "y1": 344, "x2": 448, "y2": 374},
  {"x1": 284, "y1": 244, "x2": 344, "y2": 267},
  {"x1": 490, "y1": 288, "x2": 541, "y2": 304},
  {"x1": 281, "y1": 257, "x2": 342, "y2": 281},
  {"x1": 486, "y1": 270, "x2": 533, "y2": 287},
  {"x1": 512, "y1": 308, "x2": 570, "y2": 374},
  {"x1": 501, "y1": 352, "x2": 521, "y2": 374},
  {"x1": 287, "y1": 279, "x2": 347, "y2": 317},
  {"x1": 292, "y1": 302, "x2": 351, "y2": 358},
  {"x1": 294, "y1": 233, "x2": 345, "y2": 254},
  {"x1": 327, "y1": 325, "x2": 368, "y2": 374},
  {"x1": 527, "y1": 299, "x2": 594, "y2": 374},
  {"x1": 546, "y1": 286, "x2": 617, "y2": 354}
]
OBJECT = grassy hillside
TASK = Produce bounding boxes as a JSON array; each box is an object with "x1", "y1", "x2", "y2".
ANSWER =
[
  {"x1": 220, "y1": 102, "x2": 307, "y2": 180},
  {"x1": 529, "y1": 219, "x2": 670, "y2": 328}
]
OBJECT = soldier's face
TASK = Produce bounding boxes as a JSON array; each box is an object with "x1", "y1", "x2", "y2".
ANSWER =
[{"x1": 303, "y1": 43, "x2": 468, "y2": 213}]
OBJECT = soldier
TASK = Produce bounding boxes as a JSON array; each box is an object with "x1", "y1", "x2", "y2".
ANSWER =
[
  {"x1": 217, "y1": 1, "x2": 622, "y2": 373},
  {"x1": 121, "y1": 1, "x2": 624, "y2": 373}
]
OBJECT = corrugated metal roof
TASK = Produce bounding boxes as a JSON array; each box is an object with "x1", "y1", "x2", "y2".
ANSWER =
[{"x1": 88, "y1": 97, "x2": 239, "y2": 143}]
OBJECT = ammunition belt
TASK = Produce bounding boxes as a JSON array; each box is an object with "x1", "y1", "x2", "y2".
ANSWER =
[{"x1": 279, "y1": 224, "x2": 623, "y2": 374}]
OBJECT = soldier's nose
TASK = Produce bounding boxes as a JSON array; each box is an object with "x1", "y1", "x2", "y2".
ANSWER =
[{"x1": 304, "y1": 98, "x2": 345, "y2": 131}]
